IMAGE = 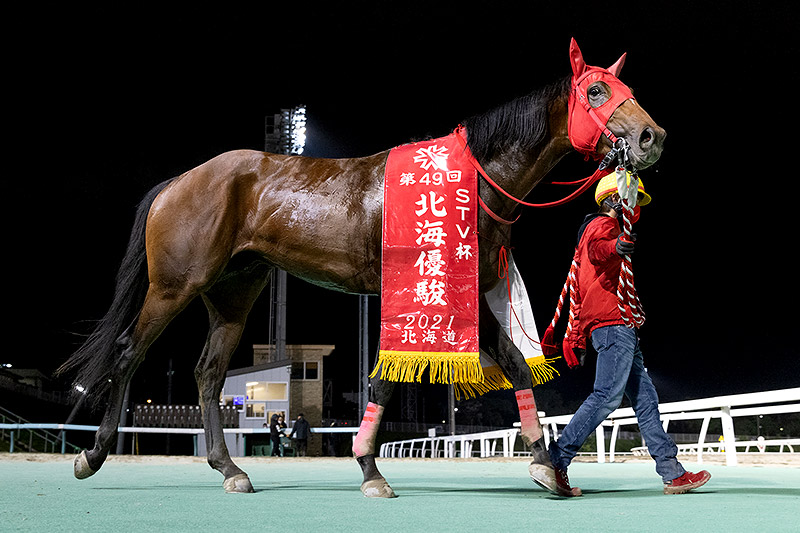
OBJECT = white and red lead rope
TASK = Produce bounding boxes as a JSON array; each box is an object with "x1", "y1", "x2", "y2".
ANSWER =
[
  {"x1": 615, "y1": 167, "x2": 645, "y2": 328},
  {"x1": 545, "y1": 259, "x2": 579, "y2": 346}
]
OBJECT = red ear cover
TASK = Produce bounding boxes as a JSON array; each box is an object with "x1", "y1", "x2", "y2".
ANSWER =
[
  {"x1": 608, "y1": 53, "x2": 627, "y2": 77},
  {"x1": 567, "y1": 38, "x2": 634, "y2": 158},
  {"x1": 569, "y1": 38, "x2": 587, "y2": 78}
]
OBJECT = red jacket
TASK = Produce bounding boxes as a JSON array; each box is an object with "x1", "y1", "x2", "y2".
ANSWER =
[{"x1": 567, "y1": 214, "x2": 627, "y2": 349}]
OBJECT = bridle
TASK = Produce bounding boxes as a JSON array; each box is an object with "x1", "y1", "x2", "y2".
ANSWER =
[
  {"x1": 569, "y1": 65, "x2": 634, "y2": 159},
  {"x1": 456, "y1": 63, "x2": 638, "y2": 225}
]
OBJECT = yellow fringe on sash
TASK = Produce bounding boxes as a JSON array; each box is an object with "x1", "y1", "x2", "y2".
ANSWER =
[
  {"x1": 371, "y1": 350, "x2": 483, "y2": 385},
  {"x1": 371, "y1": 350, "x2": 562, "y2": 401},
  {"x1": 453, "y1": 355, "x2": 562, "y2": 401}
]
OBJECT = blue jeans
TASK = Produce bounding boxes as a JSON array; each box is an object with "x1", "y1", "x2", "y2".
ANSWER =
[{"x1": 549, "y1": 325, "x2": 685, "y2": 482}]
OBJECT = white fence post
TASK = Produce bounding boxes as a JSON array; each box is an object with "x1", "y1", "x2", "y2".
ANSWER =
[
  {"x1": 609, "y1": 422, "x2": 620, "y2": 463},
  {"x1": 720, "y1": 406, "x2": 738, "y2": 466},
  {"x1": 697, "y1": 415, "x2": 710, "y2": 464},
  {"x1": 595, "y1": 426, "x2": 605, "y2": 463}
]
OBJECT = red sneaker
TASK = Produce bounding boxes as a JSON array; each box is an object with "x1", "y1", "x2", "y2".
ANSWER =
[
  {"x1": 529, "y1": 462, "x2": 582, "y2": 497},
  {"x1": 663, "y1": 470, "x2": 711, "y2": 494},
  {"x1": 555, "y1": 466, "x2": 583, "y2": 497}
]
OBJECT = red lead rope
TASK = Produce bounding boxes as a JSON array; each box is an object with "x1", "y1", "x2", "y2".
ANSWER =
[
  {"x1": 497, "y1": 245, "x2": 558, "y2": 352},
  {"x1": 455, "y1": 126, "x2": 609, "y2": 218}
]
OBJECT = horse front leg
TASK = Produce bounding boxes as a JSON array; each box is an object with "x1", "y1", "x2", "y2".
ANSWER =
[
  {"x1": 353, "y1": 372, "x2": 397, "y2": 498},
  {"x1": 478, "y1": 299, "x2": 559, "y2": 493}
]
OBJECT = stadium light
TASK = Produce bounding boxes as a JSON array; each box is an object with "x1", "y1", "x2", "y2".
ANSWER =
[{"x1": 289, "y1": 105, "x2": 307, "y2": 155}]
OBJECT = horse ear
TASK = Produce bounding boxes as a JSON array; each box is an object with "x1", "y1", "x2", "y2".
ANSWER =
[
  {"x1": 608, "y1": 52, "x2": 627, "y2": 77},
  {"x1": 569, "y1": 38, "x2": 587, "y2": 77}
]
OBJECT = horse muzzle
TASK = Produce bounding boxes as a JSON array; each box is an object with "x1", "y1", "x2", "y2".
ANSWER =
[{"x1": 627, "y1": 123, "x2": 666, "y2": 170}]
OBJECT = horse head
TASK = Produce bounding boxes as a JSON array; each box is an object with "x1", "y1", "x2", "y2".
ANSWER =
[{"x1": 568, "y1": 38, "x2": 666, "y2": 170}]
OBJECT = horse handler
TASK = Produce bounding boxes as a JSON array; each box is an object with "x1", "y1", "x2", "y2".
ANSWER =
[{"x1": 543, "y1": 173, "x2": 710, "y2": 496}]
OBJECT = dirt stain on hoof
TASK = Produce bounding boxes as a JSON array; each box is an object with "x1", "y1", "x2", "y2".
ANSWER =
[
  {"x1": 74, "y1": 451, "x2": 96, "y2": 480},
  {"x1": 361, "y1": 478, "x2": 397, "y2": 498},
  {"x1": 224, "y1": 473, "x2": 255, "y2": 493}
]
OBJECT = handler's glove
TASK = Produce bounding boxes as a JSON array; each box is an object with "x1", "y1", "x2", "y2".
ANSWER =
[
  {"x1": 616, "y1": 233, "x2": 635, "y2": 256},
  {"x1": 575, "y1": 347, "x2": 587, "y2": 367}
]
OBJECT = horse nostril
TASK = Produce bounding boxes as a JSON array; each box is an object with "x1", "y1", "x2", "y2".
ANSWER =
[{"x1": 639, "y1": 127, "x2": 653, "y2": 148}]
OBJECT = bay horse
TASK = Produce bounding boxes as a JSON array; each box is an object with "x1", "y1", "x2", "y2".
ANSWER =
[{"x1": 58, "y1": 39, "x2": 665, "y2": 497}]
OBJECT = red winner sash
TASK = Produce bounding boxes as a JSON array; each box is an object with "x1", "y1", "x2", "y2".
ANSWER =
[{"x1": 373, "y1": 129, "x2": 481, "y2": 386}]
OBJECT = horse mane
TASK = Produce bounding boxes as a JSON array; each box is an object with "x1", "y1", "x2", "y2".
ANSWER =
[{"x1": 462, "y1": 76, "x2": 571, "y2": 163}]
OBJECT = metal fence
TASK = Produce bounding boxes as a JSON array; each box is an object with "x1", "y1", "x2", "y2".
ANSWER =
[
  {"x1": 0, "y1": 406, "x2": 81, "y2": 454},
  {"x1": 380, "y1": 387, "x2": 800, "y2": 466}
]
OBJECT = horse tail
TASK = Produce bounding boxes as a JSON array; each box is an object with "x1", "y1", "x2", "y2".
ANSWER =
[{"x1": 57, "y1": 177, "x2": 176, "y2": 407}]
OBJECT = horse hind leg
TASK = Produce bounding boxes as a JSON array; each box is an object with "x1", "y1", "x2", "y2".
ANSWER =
[
  {"x1": 76, "y1": 287, "x2": 193, "y2": 478},
  {"x1": 195, "y1": 259, "x2": 273, "y2": 493},
  {"x1": 353, "y1": 367, "x2": 397, "y2": 498}
]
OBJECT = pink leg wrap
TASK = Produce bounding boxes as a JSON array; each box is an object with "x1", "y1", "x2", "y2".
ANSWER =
[
  {"x1": 515, "y1": 389, "x2": 543, "y2": 444},
  {"x1": 352, "y1": 402, "x2": 384, "y2": 457}
]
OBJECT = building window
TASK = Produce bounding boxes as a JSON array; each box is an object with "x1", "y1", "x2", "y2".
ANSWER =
[
  {"x1": 291, "y1": 361, "x2": 319, "y2": 380},
  {"x1": 245, "y1": 381, "x2": 288, "y2": 401},
  {"x1": 245, "y1": 402, "x2": 266, "y2": 419}
]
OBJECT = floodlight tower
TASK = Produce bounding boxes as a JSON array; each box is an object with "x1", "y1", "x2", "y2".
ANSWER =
[
  {"x1": 265, "y1": 106, "x2": 306, "y2": 362},
  {"x1": 265, "y1": 107, "x2": 371, "y2": 419}
]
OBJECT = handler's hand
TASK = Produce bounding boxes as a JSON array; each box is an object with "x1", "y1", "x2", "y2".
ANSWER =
[{"x1": 616, "y1": 233, "x2": 635, "y2": 256}]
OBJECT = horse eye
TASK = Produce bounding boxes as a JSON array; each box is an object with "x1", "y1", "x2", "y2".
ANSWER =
[{"x1": 588, "y1": 86, "x2": 602, "y2": 98}]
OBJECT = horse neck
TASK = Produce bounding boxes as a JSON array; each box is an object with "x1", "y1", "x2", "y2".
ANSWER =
[{"x1": 479, "y1": 117, "x2": 573, "y2": 217}]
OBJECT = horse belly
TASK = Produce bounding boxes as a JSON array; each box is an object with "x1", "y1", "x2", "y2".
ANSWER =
[{"x1": 264, "y1": 205, "x2": 381, "y2": 294}]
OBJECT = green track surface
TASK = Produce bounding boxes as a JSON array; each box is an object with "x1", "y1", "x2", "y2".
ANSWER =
[{"x1": 1, "y1": 455, "x2": 798, "y2": 532}]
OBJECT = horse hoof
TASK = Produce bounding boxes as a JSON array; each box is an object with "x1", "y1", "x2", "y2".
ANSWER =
[
  {"x1": 528, "y1": 462, "x2": 557, "y2": 493},
  {"x1": 74, "y1": 451, "x2": 97, "y2": 480},
  {"x1": 223, "y1": 473, "x2": 254, "y2": 493},
  {"x1": 361, "y1": 478, "x2": 397, "y2": 498}
]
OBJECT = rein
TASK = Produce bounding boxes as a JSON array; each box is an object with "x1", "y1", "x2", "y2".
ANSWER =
[
  {"x1": 455, "y1": 126, "x2": 628, "y2": 225},
  {"x1": 459, "y1": 116, "x2": 643, "y2": 362}
]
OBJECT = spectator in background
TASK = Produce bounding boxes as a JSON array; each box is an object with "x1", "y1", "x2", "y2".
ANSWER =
[
  {"x1": 290, "y1": 413, "x2": 311, "y2": 456},
  {"x1": 270, "y1": 413, "x2": 286, "y2": 457}
]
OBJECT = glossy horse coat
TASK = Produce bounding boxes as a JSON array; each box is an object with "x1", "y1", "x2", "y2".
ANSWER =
[{"x1": 59, "y1": 40, "x2": 665, "y2": 495}]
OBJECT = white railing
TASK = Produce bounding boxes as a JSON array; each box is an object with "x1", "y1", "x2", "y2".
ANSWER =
[
  {"x1": 379, "y1": 427, "x2": 523, "y2": 459},
  {"x1": 5, "y1": 388, "x2": 798, "y2": 466},
  {"x1": 380, "y1": 388, "x2": 800, "y2": 466},
  {"x1": 664, "y1": 438, "x2": 798, "y2": 456},
  {"x1": 0, "y1": 423, "x2": 359, "y2": 455}
]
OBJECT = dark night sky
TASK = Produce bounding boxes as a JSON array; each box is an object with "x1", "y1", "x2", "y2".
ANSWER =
[{"x1": 5, "y1": 3, "x2": 798, "y2": 420}]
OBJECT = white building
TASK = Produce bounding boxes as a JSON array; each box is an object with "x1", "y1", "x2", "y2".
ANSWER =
[{"x1": 197, "y1": 344, "x2": 333, "y2": 456}]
